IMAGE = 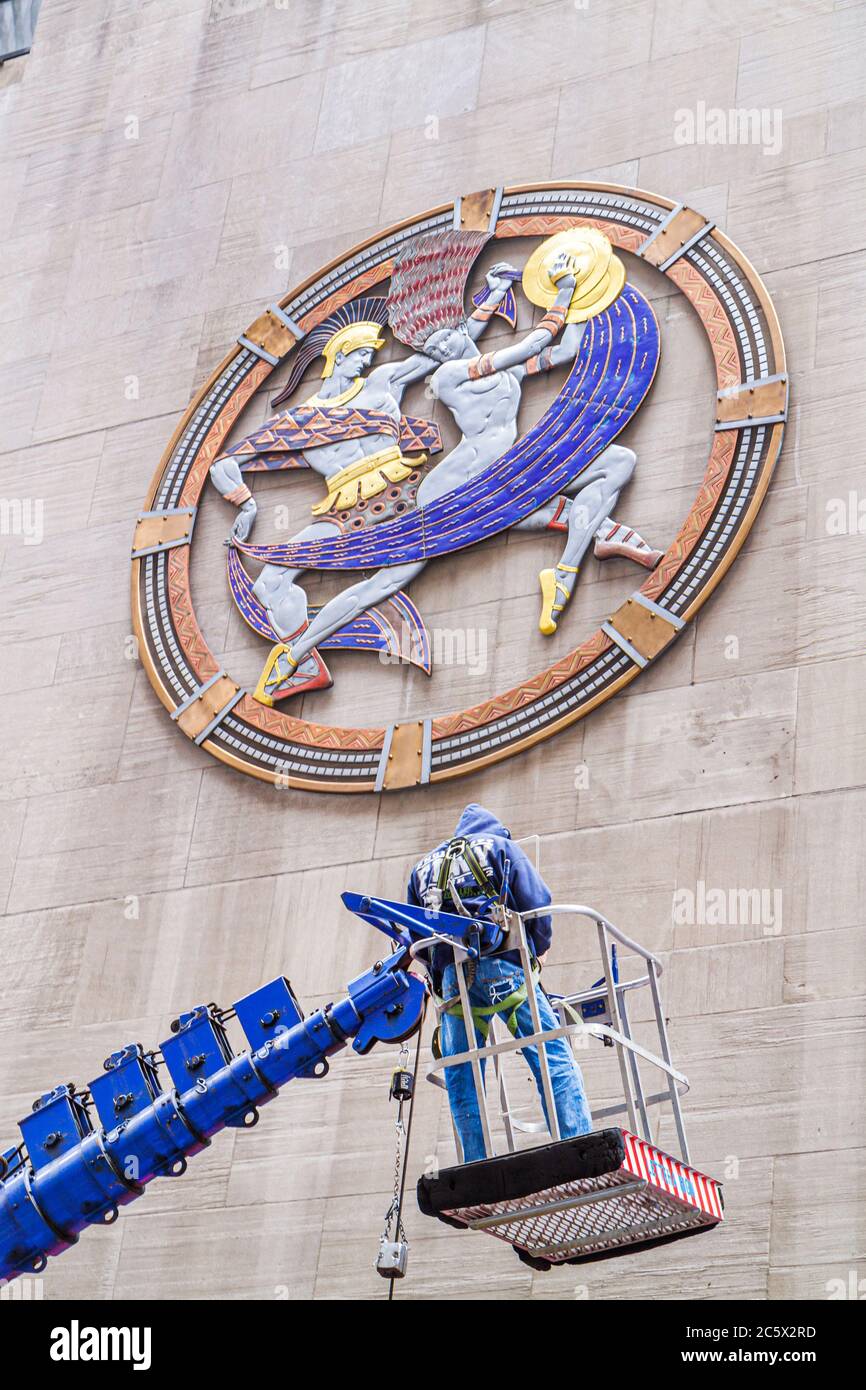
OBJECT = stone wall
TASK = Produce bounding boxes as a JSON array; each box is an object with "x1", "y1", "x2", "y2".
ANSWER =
[{"x1": 1, "y1": 0, "x2": 864, "y2": 1300}]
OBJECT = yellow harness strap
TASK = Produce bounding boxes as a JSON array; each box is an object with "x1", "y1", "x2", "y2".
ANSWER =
[{"x1": 442, "y1": 962, "x2": 540, "y2": 1041}]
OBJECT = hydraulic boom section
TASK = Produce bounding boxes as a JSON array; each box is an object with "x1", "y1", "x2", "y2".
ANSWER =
[{"x1": 0, "y1": 910, "x2": 428, "y2": 1283}]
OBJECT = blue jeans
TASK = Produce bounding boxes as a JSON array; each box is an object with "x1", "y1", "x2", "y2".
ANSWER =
[{"x1": 440, "y1": 957, "x2": 593, "y2": 1163}]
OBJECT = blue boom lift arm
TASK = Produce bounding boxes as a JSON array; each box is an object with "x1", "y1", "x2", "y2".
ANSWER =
[{"x1": 0, "y1": 893, "x2": 475, "y2": 1283}]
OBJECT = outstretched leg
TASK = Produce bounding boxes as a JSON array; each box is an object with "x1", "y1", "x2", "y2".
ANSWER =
[
  {"x1": 251, "y1": 521, "x2": 341, "y2": 640},
  {"x1": 591, "y1": 517, "x2": 663, "y2": 568},
  {"x1": 254, "y1": 558, "x2": 426, "y2": 704},
  {"x1": 519, "y1": 491, "x2": 662, "y2": 564},
  {"x1": 537, "y1": 444, "x2": 659, "y2": 635},
  {"x1": 538, "y1": 446, "x2": 634, "y2": 634}
]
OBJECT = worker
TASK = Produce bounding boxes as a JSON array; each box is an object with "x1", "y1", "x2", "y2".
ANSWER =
[{"x1": 407, "y1": 804, "x2": 592, "y2": 1162}]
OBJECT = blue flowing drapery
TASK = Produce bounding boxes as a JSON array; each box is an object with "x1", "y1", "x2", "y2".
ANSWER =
[{"x1": 235, "y1": 284, "x2": 659, "y2": 572}]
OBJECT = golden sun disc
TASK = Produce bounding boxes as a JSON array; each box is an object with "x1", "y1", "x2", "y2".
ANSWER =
[{"x1": 523, "y1": 228, "x2": 626, "y2": 323}]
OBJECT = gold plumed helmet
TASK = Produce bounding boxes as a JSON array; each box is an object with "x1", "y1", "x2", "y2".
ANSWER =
[
  {"x1": 270, "y1": 296, "x2": 389, "y2": 408},
  {"x1": 320, "y1": 321, "x2": 386, "y2": 378}
]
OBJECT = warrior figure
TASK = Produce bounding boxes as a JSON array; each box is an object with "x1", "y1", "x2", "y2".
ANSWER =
[
  {"x1": 209, "y1": 298, "x2": 430, "y2": 649},
  {"x1": 215, "y1": 228, "x2": 662, "y2": 705},
  {"x1": 255, "y1": 245, "x2": 660, "y2": 705},
  {"x1": 209, "y1": 270, "x2": 521, "y2": 695}
]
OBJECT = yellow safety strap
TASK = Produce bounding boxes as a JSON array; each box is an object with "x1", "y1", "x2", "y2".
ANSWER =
[
  {"x1": 442, "y1": 962, "x2": 540, "y2": 1040},
  {"x1": 444, "y1": 984, "x2": 527, "y2": 1040}
]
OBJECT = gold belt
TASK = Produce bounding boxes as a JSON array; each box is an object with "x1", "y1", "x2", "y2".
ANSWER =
[{"x1": 311, "y1": 445, "x2": 421, "y2": 515}]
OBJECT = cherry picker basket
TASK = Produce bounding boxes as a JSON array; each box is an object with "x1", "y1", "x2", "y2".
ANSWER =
[
  {"x1": 418, "y1": 1127, "x2": 723, "y2": 1268},
  {"x1": 412, "y1": 903, "x2": 724, "y2": 1267}
]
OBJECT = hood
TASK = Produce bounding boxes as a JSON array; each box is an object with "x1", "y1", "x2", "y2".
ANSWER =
[{"x1": 453, "y1": 803, "x2": 511, "y2": 841}]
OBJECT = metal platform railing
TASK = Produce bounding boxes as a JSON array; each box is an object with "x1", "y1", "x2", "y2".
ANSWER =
[{"x1": 414, "y1": 904, "x2": 691, "y2": 1167}]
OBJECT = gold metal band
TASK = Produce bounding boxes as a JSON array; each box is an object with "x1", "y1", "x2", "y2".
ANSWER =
[{"x1": 311, "y1": 445, "x2": 416, "y2": 515}]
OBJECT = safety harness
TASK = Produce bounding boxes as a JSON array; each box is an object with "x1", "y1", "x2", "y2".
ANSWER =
[
  {"x1": 442, "y1": 970, "x2": 538, "y2": 1041},
  {"x1": 422, "y1": 836, "x2": 539, "y2": 1045}
]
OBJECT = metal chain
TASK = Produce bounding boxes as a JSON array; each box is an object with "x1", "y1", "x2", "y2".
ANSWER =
[{"x1": 379, "y1": 1040, "x2": 410, "y2": 1247}]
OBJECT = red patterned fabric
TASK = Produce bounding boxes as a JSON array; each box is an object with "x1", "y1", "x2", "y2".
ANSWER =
[
  {"x1": 387, "y1": 230, "x2": 489, "y2": 349},
  {"x1": 217, "y1": 407, "x2": 441, "y2": 474},
  {"x1": 217, "y1": 406, "x2": 399, "y2": 465}
]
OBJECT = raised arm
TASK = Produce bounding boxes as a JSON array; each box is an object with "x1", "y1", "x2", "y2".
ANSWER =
[
  {"x1": 367, "y1": 349, "x2": 436, "y2": 403},
  {"x1": 546, "y1": 320, "x2": 585, "y2": 367},
  {"x1": 521, "y1": 320, "x2": 586, "y2": 381},
  {"x1": 466, "y1": 262, "x2": 518, "y2": 342},
  {"x1": 486, "y1": 257, "x2": 576, "y2": 373}
]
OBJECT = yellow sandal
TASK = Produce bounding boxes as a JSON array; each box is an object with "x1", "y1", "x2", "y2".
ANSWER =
[
  {"x1": 538, "y1": 564, "x2": 578, "y2": 636},
  {"x1": 253, "y1": 642, "x2": 298, "y2": 707}
]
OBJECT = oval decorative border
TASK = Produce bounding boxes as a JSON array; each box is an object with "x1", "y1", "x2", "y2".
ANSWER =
[{"x1": 132, "y1": 182, "x2": 787, "y2": 794}]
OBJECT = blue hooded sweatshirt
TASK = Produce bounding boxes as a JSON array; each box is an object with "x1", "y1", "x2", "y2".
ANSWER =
[{"x1": 406, "y1": 804, "x2": 554, "y2": 981}]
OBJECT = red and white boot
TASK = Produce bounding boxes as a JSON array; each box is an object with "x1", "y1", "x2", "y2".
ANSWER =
[
  {"x1": 253, "y1": 622, "x2": 332, "y2": 706},
  {"x1": 593, "y1": 517, "x2": 663, "y2": 569}
]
